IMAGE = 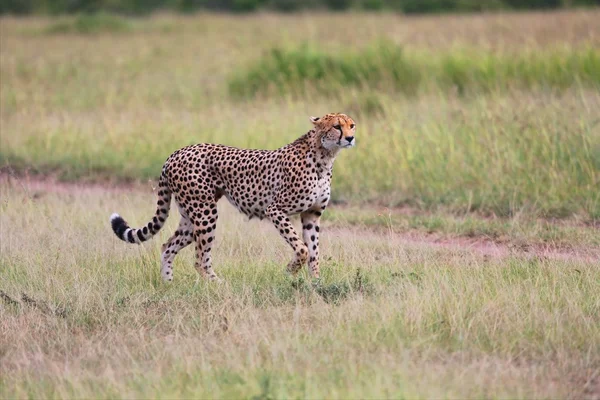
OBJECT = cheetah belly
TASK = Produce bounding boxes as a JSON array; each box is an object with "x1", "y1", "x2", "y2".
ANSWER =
[
  {"x1": 223, "y1": 189, "x2": 273, "y2": 220},
  {"x1": 219, "y1": 168, "x2": 275, "y2": 220}
]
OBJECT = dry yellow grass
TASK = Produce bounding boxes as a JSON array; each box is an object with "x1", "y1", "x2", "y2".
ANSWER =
[
  {"x1": 2, "y1": 9, "x2": 599, "y2": 49},
  {"x1": 1, "y1": 177, "x2": 598, "y2": 398}
]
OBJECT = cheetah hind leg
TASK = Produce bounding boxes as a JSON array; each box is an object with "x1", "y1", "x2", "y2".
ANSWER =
[
  {"x1": 192, "y1": 203, "x2": 222, "y2": 282},
  {"x1": 160, "y1": 216, "x2": 193, "y2": 282}
]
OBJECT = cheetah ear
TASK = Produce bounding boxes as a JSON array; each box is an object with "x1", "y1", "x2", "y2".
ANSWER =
[{"x1": 309, "y1": 116, "x2": 320, "y2": 124}]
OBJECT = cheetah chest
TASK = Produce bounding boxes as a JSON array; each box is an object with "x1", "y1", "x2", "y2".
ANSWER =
[
  {"x1": 312, "y1": 177, "x2": 332, "y2": 209},
  {"x1": 303, "y1": 159, "x2": 333, "y2": 211}
]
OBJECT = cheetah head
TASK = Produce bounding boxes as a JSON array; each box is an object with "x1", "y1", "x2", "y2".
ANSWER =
[{"x1": 310, "y1": 113, "x2": 356, "y2": 151}]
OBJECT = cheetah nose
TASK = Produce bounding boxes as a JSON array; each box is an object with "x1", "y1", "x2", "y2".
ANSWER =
[{"x1": 345, "y1": 136, "x2": 354, "y2": 143}]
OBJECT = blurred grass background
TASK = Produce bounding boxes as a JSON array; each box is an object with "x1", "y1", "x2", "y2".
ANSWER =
[
  {"x1": 1, "y1": 10, "x2": 599, "y2": 219},
  {"x1": 2, "y1": 0, "x2": 598, "y2": 14}
]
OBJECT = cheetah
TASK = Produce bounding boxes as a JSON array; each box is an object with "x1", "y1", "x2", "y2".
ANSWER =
[{"x1": 110, "y1": 112, "x2": 356, "y2": 282}]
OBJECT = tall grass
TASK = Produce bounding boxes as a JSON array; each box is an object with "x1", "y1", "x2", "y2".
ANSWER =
[
  {"x1": 2, "y1": 91, "x2": 597, "y2": 218},
  {"x1": 229, "y1": 42, "x2": 600, "y2": 98}
]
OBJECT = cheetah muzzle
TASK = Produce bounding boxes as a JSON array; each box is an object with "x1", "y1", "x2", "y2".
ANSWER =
[{"x1": 110, "y1": 112, "x2": 356, "y2": 282}]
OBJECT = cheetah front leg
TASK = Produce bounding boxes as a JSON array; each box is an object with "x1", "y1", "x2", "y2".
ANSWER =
[
  {"x1": 266, "y1": 204, "x2": 308, "y2": 276},
  {"x1": 301, "y1": 210, "x2": 322, "y2": 279}
]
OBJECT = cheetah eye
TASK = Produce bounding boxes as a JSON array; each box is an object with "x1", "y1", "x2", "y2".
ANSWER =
[
  {"x1": 333, "y1": 125, "x2": 341, "y2": 131},
  {"x1": 350, "y1": 124, "x2": 355, "y2": 129}
]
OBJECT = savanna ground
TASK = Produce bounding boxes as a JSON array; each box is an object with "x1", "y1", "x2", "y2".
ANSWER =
[{"x1": 1, "y1": 9, "x2": 600, "y2": 399}]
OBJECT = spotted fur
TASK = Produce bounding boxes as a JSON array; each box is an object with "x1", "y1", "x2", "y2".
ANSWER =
[{"x1": 110, "y1": 112, "x2": 356, "y2": 281}]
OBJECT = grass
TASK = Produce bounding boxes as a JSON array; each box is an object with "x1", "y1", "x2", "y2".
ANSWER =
[
  {"x1": 228, "y1": 42, "x2": 600, "y2": 98},
  {"x1": 1, "y1": 10, "x2": 600, "y2": 397},
  {"x1": 1, "y1": 180, "x2": 598, "y2": 399}
]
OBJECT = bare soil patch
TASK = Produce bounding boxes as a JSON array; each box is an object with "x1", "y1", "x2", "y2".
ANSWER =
[{"x1": 381, "y1": 229, "x2": 600, "y2": 264}]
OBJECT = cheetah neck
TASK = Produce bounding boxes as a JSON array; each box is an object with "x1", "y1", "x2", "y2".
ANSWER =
[
  {"x1": 314, "y1": 145, "x2": 338, "y2": 169},
  {"x1": 290, "y1": 130, "x2": 340, "y2": 167},
  {"x1": 305, "y1": 130, "x2": 339, "y2": 178},
  {"x1": 316, "y1": 130, "x2": 340, "y2": 155}
]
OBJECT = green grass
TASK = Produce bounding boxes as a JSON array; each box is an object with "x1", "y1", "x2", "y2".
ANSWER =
[
  {"x1": 228, "y1": 42, "x2": 600, "y2": 98},
  {"x1": 2, "y1": 90, "x2": 598, "y2": 218},
  {"x1": 1, "y1": 181, "x2": 598, "y2": 399}
]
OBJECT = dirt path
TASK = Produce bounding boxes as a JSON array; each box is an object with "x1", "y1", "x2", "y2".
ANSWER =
[
  {"x1": 3, "y1": 172, "x2": 598, "y2": 263},
  {"x1": 0, "y1": 170, "x2": 148, "y2": 196},
  {"x1": 349, "y1": 227, "x2": 600, "y2": 263}
]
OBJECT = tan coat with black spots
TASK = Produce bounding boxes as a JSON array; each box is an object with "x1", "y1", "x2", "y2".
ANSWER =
[{"x1": 110, "y1": 112, "x2": 356, "y2": 282}]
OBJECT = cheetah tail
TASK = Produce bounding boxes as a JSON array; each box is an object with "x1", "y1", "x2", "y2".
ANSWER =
[{"x1": 109, "y1": 180, "x2": 172, "y2": 244}]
